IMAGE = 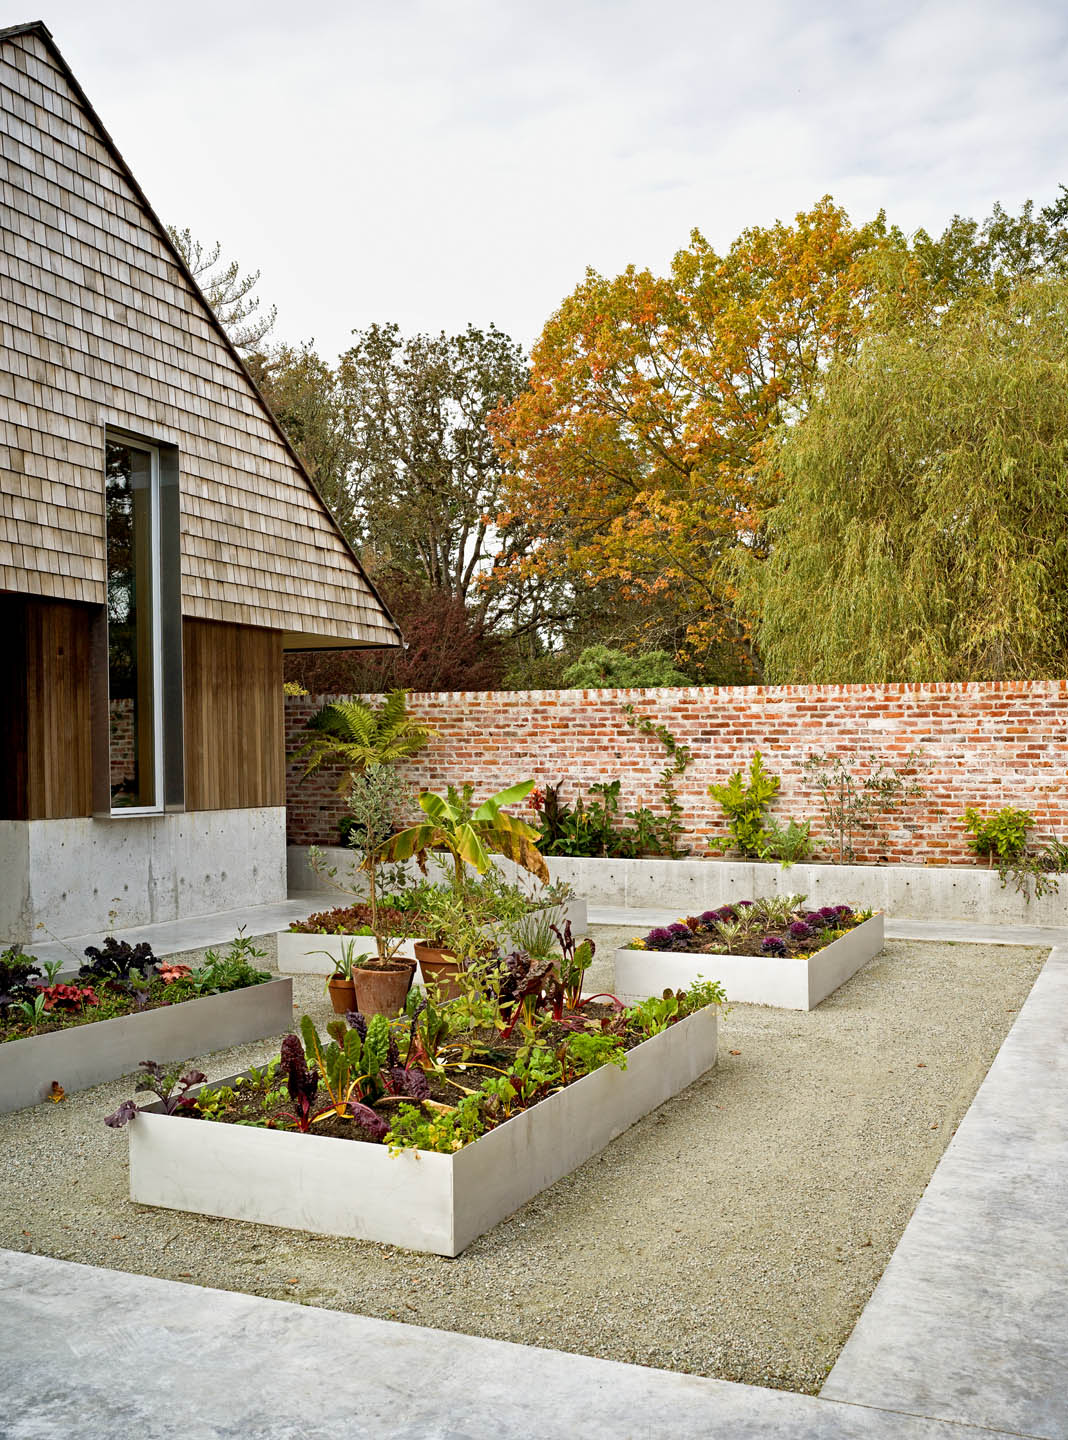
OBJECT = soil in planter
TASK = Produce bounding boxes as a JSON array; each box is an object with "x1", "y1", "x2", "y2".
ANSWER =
[
  {"x1": 179, "y1": 1003, "x2": 664, "y2": 1146},
  {"x1": 0, "y1": 977, "x2": 265, "y2": 1045}
]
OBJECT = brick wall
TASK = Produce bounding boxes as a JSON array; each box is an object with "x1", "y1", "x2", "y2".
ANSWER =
[
  {"x1": 285, "y1": 681, "x2": 1068, "y2": 865},
  {"x1": 108, "y1": 698, "x2": 135, "y2": 797}
]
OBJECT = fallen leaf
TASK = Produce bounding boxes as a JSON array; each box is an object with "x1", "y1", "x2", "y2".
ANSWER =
[
  {"x1": 287, "y1": 1277, "x2": 299, "y2": 1284},
  {"x1": 49, "y1": 1081, "x2": 65, "y2": 1102},
  {"x1": 178, "y1": 1272, "x2": 192, "y2": 1278},
  {"x1": 110, "y1": 1234, "x2": 125, "y2": 1240},
  {"x1": 21, "y1": 1230, "x2": 30, "y2": 1237},
  {"x1": 916, "y1": 1062, "x2": 926, "y2": 1068},
  {"x1": 930, "y1": 1122, "x2": 939, "y2": 1129},
  {"x1": 729, "y1": 1049, "x2": 742, "y2": 1056}
]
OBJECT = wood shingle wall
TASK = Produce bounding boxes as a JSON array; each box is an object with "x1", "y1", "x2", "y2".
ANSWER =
[{"x1": 0, "y1": 25, "x2": 397, "y2": 649}]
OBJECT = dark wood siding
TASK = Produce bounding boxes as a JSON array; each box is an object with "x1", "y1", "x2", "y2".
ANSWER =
[
  {"x1": 0, "y1": 596, "x2": 93, "y2": 820},
  {"x1": 183, "y1": 620, "x2": 284, "y2": 811}
]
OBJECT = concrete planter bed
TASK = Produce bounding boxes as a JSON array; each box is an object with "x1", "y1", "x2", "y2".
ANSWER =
[
  {"x1": 276, "y1": 900, "x2": 588, "y2": 978},
  {"x1": 126, "y1": 1003, "x2": 718, "y2": 1257},
  {"x1": 615, "y1": 914, "x2": 885, "y2": 1011},
  {"x1": 0, "y1": 979, "x2": 293, "y2": 1116},
  {"x1": 543, "y1": 855, "x2": 1068, "y2": 925}
]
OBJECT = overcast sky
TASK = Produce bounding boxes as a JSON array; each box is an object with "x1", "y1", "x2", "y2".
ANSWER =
[{"x1": 30, "y1": 0, "x2": 1068, "y2": 359}]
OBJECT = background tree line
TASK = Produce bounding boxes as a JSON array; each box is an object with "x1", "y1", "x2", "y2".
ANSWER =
[{"x1": 175, "y1": 187, "x2": 1068, "y2": 691}]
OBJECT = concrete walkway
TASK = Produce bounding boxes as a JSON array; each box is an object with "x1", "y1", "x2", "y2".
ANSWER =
[
  {"x1": 0, "y1": 1250, "x2": 1039, "y2": 1440},
  {"x1": 823, "y1": 942, "x2": 1068, "y2": 1438},
  {"x1": 2, "y1": 921, "x2": 1064, "y2": 1438},
  {"x1": 32, "y1": 894, "x2": 326, "y2": 974}
]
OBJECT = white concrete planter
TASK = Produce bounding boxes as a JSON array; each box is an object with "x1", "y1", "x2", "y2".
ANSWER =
[
  {"x1": 0, "y1": 979, "x2": 293, "y2": 1115},
  {"x1": 276, "y1": 931, "x2": 418, "y2": 975},
  {"x1": 127, "y1": 1003, "x2": 718, "y2": 1256},
  {"x1": 276, "y1": 902, "x2": 588, "y2": 978},
  {"x1": 543, "y1": 856, "x2": 1068, "y2": 926},
  {"x1": 614, "y1": 913, "x2": 885, "y2": 1011}
]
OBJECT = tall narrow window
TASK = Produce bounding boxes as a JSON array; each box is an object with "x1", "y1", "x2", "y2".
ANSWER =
[{"x1": 105, "y1": 437, "x2": 163, "y2": 811}]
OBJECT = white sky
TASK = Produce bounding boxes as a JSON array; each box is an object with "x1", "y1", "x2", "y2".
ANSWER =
[{"x1": 28, "y1": 0, "x2": 1068, "y2": 359}]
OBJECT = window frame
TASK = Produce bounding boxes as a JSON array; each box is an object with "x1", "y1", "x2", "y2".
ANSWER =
[{"x1": 93, "y1": 427, "x2": 184, "y2": 819}]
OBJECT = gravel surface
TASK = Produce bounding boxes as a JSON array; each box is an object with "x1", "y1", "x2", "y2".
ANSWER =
[{"x1": 0, "y1": 933, "x2": 1045, "y2": 1394}]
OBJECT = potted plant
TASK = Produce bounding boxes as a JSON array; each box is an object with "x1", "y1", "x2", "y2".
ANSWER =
[
  {"x1": 382, "y1": 780, "x2": 550, "y2": 996},
  {"x1": 322, "y1": 945, "x2": 362, "y2": 1014}
]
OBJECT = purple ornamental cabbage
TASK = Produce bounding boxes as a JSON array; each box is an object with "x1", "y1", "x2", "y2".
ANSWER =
[
  {"x1": 717, "y1": 906, "x2": 737, "y2": 922},
  {"x1": 761, "y1": 936, "x2": 788, "y2": 956},
  {"x1": 668, "y1": 923, "x2": 691, "y2": 938},
  {"x1": 699, "y1": 910, "x2": 719, "y2": 927},
  {"x1": 646, "y1": 928, "x2": 672, "y2": 949},
  {"x1": 789, "y1": 921, "x2": 813, "y2": 940}
]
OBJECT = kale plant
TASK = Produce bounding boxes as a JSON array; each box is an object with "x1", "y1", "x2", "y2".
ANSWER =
[
  {"x1": 80, "y1": 937, "x2": 157, "y2": 987},
  {"x1": 104, "y1": 1060, "x2": 206, "y2": 1127},
  {"x1": 0, "y1": 945, "x2": 42, "y2": 1016}
]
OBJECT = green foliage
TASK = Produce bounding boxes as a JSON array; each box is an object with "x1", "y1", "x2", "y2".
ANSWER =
[
  {"x1": 562, "y1": 646, "x2": 692, "y2": 688},
  {"x1": 627, "y1": 990, "x2": 681, "y2": 1037},
  {"x1": 960, "y1": 806, "x2": 1034, "y2": 862},
  {"x1": 296, "y1": 691, "x2": 433, "y2": 792},
  {"x1": 739, "y1": 280, "x2": 1068, "y2": 683},
  {"x1": 678, "y1": 977, "x2": 728, "y2": 1014},
  {"x1": 563, "y1": 1031, "x2": 626, "y2": 1076},
  {"x1": 802, "y1": 752, "x2": 927, "y2": 863},
  {"x1": 186, "y1": 934, "x2": 270, "y2": 996},
  {"x1": 386, "y1": 1094, "x2": 487, "y2": 1154},
  {"x1": 620, "y1": 704, "x2": 693, "y2": 858},
  {"x1": 707, "y1": 751, "x2": 780, "y2": 857},
  {"x1": 760, "y1": 817, "x2": 814, "y2": 867}
]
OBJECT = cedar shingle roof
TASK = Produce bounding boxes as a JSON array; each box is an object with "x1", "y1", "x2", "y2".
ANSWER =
[{"x1": 0, "y1": 20, "x2": 401, "y2": 649}]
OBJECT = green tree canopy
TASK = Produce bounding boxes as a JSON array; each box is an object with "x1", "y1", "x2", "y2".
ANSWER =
[
  {"x1": 561, "y1": 645, "x2": 693, "y2": 688},
  {"x1": 737, "y1": 279, "x2": 1068, "y2": 683}
]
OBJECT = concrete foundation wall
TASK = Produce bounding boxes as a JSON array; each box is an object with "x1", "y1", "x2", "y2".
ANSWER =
[{"x1": 0, "y1": 808, "x2": 287, "y2": 943}]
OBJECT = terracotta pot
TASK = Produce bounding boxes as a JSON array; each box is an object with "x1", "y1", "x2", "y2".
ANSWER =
[
  {"x1": 352, "y1": 961, "x2": 416, "y2": 1018},
  {"x1": 413, "y1": 941, "x2": 464, "y2": 1001},
  {"x1": 327, "y1": 975, "x2": 357, "y2": 1015}
]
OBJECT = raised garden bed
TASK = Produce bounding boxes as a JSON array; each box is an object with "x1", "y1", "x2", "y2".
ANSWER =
[
  {"x1": 125, "y1": 1002, "x2": 718, "y2": 1256},
  {"x1": 615, "y1": 912, "x2": 884, "y2": 1010},
  {"x1": 277, "y1": 898, "x2": 589, "y2": 976},
  {"x1": 0, "y1": 979, "x2": 293, "y2": 1115}
]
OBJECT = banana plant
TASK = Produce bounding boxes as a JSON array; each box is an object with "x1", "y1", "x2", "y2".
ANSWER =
[{"x1": 382, "y1": 780, "x2": 549, "y2": 890}]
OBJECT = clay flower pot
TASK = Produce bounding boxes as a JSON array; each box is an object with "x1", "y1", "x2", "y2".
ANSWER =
[
  {"x1": 352, "y1": 961, "x2": 416, "y2": 1018},
  {"x1": 327, "y1": 975, "x2": 357, "y2": 1015},
  {"x1": 413, "y1": 942, "x2": 464, "y2": 1001}
]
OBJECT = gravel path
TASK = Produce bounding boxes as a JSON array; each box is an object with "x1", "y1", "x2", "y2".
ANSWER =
[{"x1": 0, "y1": 934, "x2": 1045, "y2": 1394}]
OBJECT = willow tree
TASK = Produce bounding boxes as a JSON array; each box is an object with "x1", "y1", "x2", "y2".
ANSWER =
[{"x1": 739, "y1": 281, "x2": 1068, "y2": 682}]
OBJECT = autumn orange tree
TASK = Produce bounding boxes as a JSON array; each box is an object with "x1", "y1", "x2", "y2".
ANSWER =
[{"x1": 490, "y1": 198, "x2": 914, "y2": 678}]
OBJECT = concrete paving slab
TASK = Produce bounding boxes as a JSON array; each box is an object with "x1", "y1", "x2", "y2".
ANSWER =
[
  {"x1": 30, "y1": 895, "x2": 325, "y2": 975},
  {"x1": 822, "y1": 945, "x2": 1068, "y2": 1440},
  {"x1": 0, "y1": 1250, "x2": 1029, "y2": 1440},
  {"x1": 884, "y1": 917, "x2": 1068, "y2": 947}
]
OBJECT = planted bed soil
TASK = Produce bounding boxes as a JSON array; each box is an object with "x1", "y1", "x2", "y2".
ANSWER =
[{"x1": 0, "y1": 935, "x2": 1047, "y2": 1394}]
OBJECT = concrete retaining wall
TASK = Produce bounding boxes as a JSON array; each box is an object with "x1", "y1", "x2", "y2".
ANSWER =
[{"x1": 0, "y1": 808, "x2": 287, "y2": 943}]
